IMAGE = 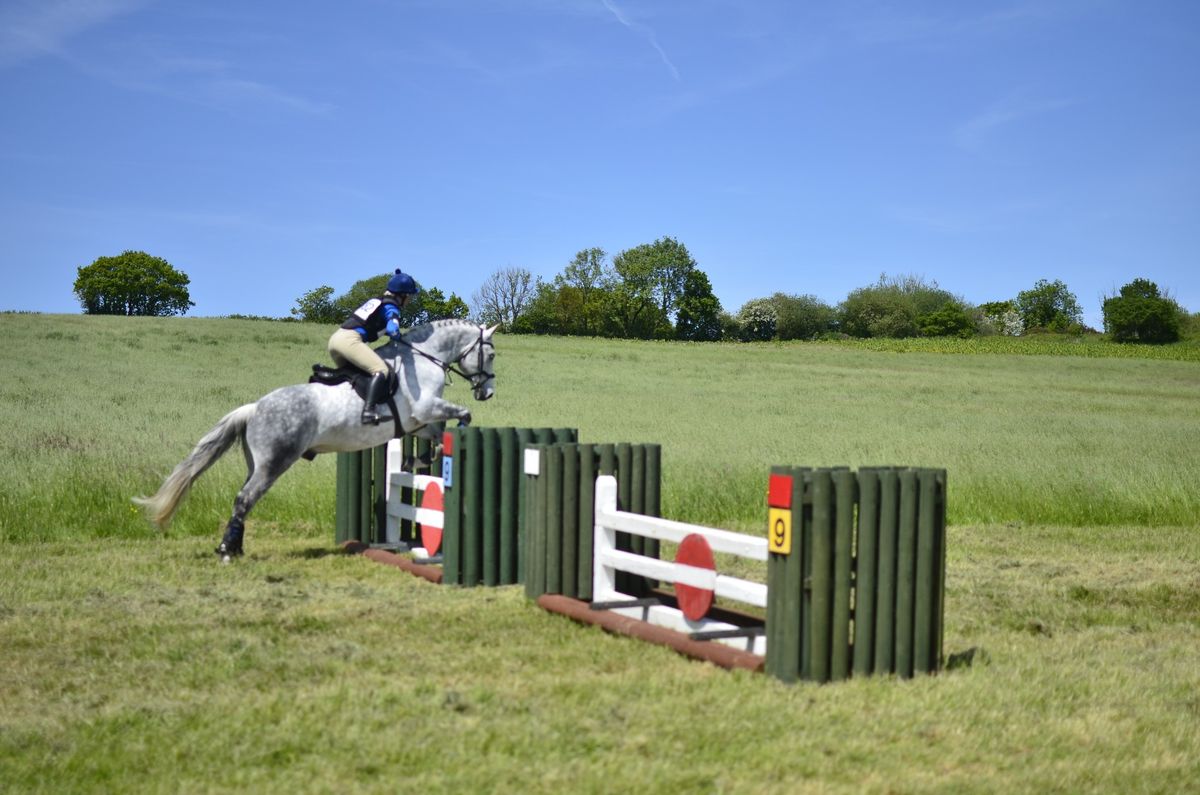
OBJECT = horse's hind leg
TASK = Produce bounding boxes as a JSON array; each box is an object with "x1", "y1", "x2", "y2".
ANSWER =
[
  {"x1": 217, "y1": 390, "x2": 318, "y2": 560},
  {"x1": 215, "y1": 460, "x2": 294, "y2": 560}
]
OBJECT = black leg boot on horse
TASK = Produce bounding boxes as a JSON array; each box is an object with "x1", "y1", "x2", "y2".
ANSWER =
[
  {"x1": 216, "y1": 518, "x2": 244, "y2": 561},
  {"x1": 361, "y1": 371, "x2": 388, "y2": 425}
]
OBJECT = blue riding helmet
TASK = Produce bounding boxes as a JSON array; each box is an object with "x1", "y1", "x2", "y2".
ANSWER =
[{"x1": 387, "y1": 269, "x2": 418, "y2": 295}]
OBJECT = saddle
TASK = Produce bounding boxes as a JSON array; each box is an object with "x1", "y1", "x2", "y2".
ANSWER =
[
  {"x1": 309, "y1": 363, "x2": 398, "y2": 402},
  {"x1": 309, "y1": 364, "x2": 404, "y2": 443}
]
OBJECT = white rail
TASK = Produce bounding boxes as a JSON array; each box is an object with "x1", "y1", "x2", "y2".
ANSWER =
[
  {"x1": 383, "y1": 439, "x2": 444, "y2": 550},
  {"x1": 592, "y1": 475, "x2": 768, "y2": 655}
]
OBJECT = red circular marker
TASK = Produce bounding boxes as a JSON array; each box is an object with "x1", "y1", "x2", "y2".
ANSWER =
[
  {"x1": 419, "y1": 481, "x2": 444, "y2": 555},
  {"x1": 674, "y1": 533, "x2": 715, "y2": 621}
]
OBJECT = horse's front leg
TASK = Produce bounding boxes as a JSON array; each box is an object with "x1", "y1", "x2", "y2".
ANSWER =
[{"x1": 411, "y1": 396, "x2": 472, "y2": 429}]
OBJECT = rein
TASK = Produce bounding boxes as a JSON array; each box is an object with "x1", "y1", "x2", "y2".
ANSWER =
[{"x1": 394, "y1": 327, "x2": 494, "y2": 394}]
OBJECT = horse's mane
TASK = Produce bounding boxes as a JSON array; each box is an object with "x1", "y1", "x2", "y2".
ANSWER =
[{"x1": 399, "y1": 318, "x2": 479, "y2": 344}]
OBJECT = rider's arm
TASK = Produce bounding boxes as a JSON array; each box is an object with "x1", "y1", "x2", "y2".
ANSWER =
[{"x1": 384, "y1": 304, "x2": 403, "y2": 338}]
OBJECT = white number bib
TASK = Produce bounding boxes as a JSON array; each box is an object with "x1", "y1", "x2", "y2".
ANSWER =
[{"x1": 352, "y1": 298, "x2": 381, "y2": 321}]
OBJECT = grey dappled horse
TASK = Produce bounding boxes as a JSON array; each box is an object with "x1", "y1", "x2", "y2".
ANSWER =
[{"x1": 135, "y1": 320, "x2": 497, "y2": 559}]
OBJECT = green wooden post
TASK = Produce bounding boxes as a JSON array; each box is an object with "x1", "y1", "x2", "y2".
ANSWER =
[
  {"x1": 810, "y1": 470, "x2": 834, "y2": 683},
  {"x1": 561, "y1": 445, "x2": 579, "y2": 598},
  {"x1": 481, "y1": 428, "x2": 500, "y2": 586},
  {"x1": 335, "y1": 452, "x2": 349, "y2": 544},
  {"x1": 853, "y1": 469, "x2": 881, "y2": 676},
  {"x1": 358, "y1": 450, "x2": 373, "y2": 543},
  {"x1": 874, "y1": 469, "x2": 899, "y2": 674},
  {"x1": 521, "y1": 447, "x2": 541, "y2": 599},
  {"x1": 544, "y1": 445, "x2": 564, "y2": 595},
  {"x1": 914, "y1": 469, "x2": 940, "y2": 674},
  {"x1": 576, "y1": 444, "x2": 596, "y2": 600},
  {"x1": 766, "y1": 466, "x2": 804, "y2": 684},
  {"x1": 442, "y1": 428, "x2": 463, "y2": 585},
  {"x1": 598, "y1": 444, "x2": 616, "y2": 476},
  {"x1": 515, "y1": 428, "x2": 534, "y2": 583},
  {"x1": 346, "y1": 451, "x2": 362, "y2": 543},
  {"x1": 499, "y1": 429, "x2": 518, "y2": 584},
  {"x1": 461, "y1": 427, "x2": 482, "y2": 586},
  {"x1": 372, "y1": 443, "x2": 387, "y2": 545},
  {"x1": 630, "y1": 445, "x2": 646, "y2": 555},
  {"x1": 936, "y1": 469, "x2": 948, "y2": 674},
  {"x1": 644, "y1": 444, "x2": 661, "y2": 560},
  {"x1": 895, "y1": 469, "x2": 919, "y2": 678},
  {"x1": 831, "y1": 469, "x2": 856, "y2": 681}
]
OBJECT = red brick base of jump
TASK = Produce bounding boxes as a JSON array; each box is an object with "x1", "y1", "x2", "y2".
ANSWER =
[
  {"x1": 341, "y1": 541, "x2": 444, "y2": 585},
  {"x1": 536, "y1": 594, "x2": 766, "y2": 673}
]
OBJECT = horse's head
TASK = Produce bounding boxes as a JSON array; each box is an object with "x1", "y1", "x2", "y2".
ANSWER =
[{"x1": 456, "y1": 324, "x2": 498, "y2": 401}]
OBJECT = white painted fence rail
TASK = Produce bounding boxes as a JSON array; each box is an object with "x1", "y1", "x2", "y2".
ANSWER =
[
  {"x1": 383, "y1": 439, "x2": 444, "y2": 551},
  {"x1": 592, "y1": 475, "x2": 769, "y2": 655}
]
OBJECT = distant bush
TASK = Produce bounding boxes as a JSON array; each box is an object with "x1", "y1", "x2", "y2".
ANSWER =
[
  {"x1": 839, "y1": 274, "x2": 961, "y2": 338},
  {"x1": 978, "y1": 300, "x2": 1022, "y2": 336},
  {"x1": 1102, "y1": 278, "x2": 1183, "y2": 344},
  {"x1": 771, "y1": 293, "x2": 837, "y2": 340},
  {"x1": 1182, "y1": 312, "x2": 1200, "y2": 341},
  {"x1": 918, "y1": 301, "x2": 977, "y2": 338},
  {"x1": 224, "y1": 314, "x2": 296, "y2": 322},
  {"x1": 735, "y1": 298, "x2": 776, "y2": 341},
  {"x1": 1016, "y1": 279, "x2": 1083, "y2": 332}
]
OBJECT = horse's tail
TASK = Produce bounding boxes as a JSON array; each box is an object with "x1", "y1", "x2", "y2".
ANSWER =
[{"x1": 133, "y1": 403, "x2": 257, "y2": 529}]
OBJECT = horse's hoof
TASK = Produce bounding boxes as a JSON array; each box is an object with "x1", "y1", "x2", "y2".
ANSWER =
[{"x1": 215, "y1": 541, "x2": 243, "y2": 560}]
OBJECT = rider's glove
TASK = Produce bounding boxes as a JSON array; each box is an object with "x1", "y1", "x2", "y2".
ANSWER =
[{"x1": 385, "y1": 317, "x2": 401, "y2": 338}]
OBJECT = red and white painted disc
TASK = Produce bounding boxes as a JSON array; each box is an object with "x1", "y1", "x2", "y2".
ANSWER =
[
  {"x1": 674, "y1": 533, "x2": 715, "y2": 621},
  {"x1": 420, "y1": 482, "x2": 444, "y2": 555}
]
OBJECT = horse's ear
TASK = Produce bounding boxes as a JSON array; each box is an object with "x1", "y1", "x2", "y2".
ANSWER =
[{"x1": 484, "y1": 324, "x2": 500, "y2": 338}]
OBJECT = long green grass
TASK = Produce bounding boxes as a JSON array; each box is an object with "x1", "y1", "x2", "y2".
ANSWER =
[
  {"x1": 1, "y1": 314, "x2": 1197, "y2": 543},
  {"x1": 1, "y1": 314, "x2": 1198, "y2": 792}
]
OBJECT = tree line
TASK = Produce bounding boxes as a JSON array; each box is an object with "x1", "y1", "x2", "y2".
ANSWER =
[{"x1": 73, "y1": 247, "x2": 1194, "y2": 345}]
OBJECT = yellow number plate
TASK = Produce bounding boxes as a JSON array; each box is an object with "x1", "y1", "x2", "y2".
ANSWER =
[{"x1": 768, "y1": 508, "x2": 792, "y2": 555}]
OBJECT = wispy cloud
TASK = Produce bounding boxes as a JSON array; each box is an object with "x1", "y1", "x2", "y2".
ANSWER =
[
  {"x1": 0, "y1": 1, "x2": 333, "y2": 116},
  {"x1": 599, "y1": 0, "x2": 681, "y2": 81},
  {"x1": 954, "y1": 94, "x2": 1075, "y2": 151},
  {"x1": 0, "y1": 0, "x2": 146, "y2": 67}
]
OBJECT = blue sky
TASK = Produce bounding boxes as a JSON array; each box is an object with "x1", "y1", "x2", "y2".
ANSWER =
[{"x1": 2, "y1": 0, "x2": 1197, "y2": 329}]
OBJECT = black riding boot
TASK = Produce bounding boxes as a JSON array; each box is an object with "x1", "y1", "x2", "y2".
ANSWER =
[{"x1": 361, "y1": 372, "x2": 388, "y2": 425}]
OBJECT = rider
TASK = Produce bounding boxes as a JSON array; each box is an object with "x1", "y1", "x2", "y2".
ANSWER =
[{"x1": 328, "y1": 269, "x2": 418, "y2": 425}]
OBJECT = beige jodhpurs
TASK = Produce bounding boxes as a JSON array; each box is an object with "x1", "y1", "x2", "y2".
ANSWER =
[{"x1": 328, "y1": 328, "x2": 389, "y2": 375}]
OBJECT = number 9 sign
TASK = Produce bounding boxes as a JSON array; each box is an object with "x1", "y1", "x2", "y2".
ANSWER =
[{"x1": 768, "y1": 507, "x2": 792, "y2": 555}]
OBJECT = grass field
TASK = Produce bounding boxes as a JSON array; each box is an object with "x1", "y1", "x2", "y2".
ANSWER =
[{"x1": 1, "y1": 313, "x2": 1198, "y2": 793}]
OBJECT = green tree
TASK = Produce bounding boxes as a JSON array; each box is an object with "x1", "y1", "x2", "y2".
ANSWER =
[
  {"x1": 420, "y1": 287, "x2": 470, "y2": 322},
  {"x1": 1016, "y1": 279, "x2": 1083, "y2": 332},
  {"x1": 772, "y1": 293, "x2": 837, "y2": 340},
  {"x1": 555, "y1": 248, "x2": 612, "y2": 335},
  {"x1": 1102, "y1": 278, "x2": 1182, "y2": 343},
  {"x1": 736, "y1": 298, "x2": 777, "y2": 341},
  {"x1": 608, "y1": 237, "x2": 697, "y2": 339},
  {"x1": 674, "y1": 269, "x2": 723, "y2": 341},
  {"x1": 611, "y1": 237, "x2": 696, "y2": 321},
  {"x1": 291, "y1": 285, "x2": 343, "y2": 323},
  {"x1": 73, "y1": 250, "x2": 193, "y2": 316},
  {"x1": 918, "y1": 301, "x2": 977, "y2": 338},
  {"x1": 978, "y1": 300, "x2": 1022, "y2": 336},
  {"x1": 839, "y1": 274, "x2": 958, "y2": 338},
  {"x1": 510, "y1": 278, "x2": 600, "y2": 336}
]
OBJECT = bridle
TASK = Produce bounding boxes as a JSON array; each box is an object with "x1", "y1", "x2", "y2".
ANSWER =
[{"x1": 395, "y1": 326, "x2": 495, "y2": 398}]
